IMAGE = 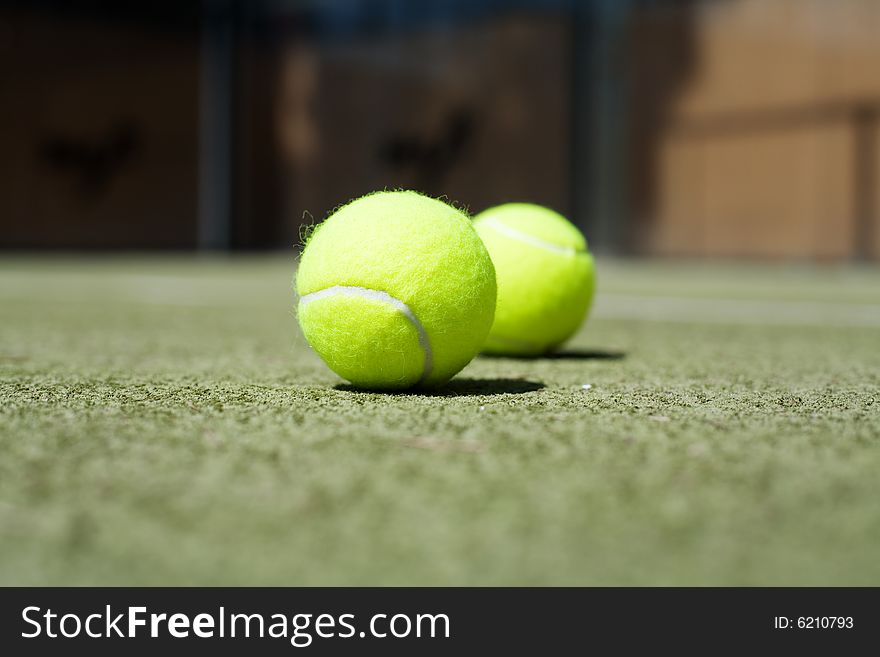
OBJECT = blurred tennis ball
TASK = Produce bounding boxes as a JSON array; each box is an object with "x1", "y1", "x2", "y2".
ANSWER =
[
  {"x1": 296, "y1": 190, "x2": 496, "y2": 390},
  {"x1": 474, "y1": 203, "x2": 595, "y2": 356}
]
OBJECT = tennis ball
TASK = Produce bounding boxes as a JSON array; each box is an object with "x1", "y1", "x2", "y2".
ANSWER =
[
  {"x1": 296, "y1": 190, "x2": 496, "y2": 390},
  {"x1": 473, "y1": 203, "x2": 595, "y2": 356}
]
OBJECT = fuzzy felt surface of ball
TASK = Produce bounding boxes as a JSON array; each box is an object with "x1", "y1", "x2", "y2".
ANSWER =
[
  {"x1": 473, "y1": 203, "x2": 595, "y2": 356},
  {"x1": 296, "y1": 191, "x2": 496, "y2": 389}
]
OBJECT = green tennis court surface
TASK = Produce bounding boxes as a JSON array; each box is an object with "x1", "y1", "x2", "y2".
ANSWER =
[{"x1": 1, "y1": 256, "x2": 878, "y2": 585}]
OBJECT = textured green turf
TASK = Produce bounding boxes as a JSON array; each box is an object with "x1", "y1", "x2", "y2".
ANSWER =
[{"x1": 1, "y1": 256, "x2": 878, "y2": 585}]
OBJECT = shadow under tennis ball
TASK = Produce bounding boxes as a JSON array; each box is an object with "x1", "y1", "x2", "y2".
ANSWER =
[
  {"x1": 478, "y1": 348, "x2": 627, "y2": 361},
  {"x1": 334, "y1": 378, "x2": 545, "y2": 397}
]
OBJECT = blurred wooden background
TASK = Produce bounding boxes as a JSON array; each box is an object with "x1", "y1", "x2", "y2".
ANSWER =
[
  {"x1": 1, "y1": 0, "x2": 878, "y2": 261},
  {"x1": 630, "y1": 0, "x2": 880, "y2": 260}
]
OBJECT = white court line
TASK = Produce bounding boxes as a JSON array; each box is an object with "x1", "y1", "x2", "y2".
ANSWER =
[
  {"x1": 3, "y1": 272, "x2": 879, "y2": 327},
  {"x1": 593, "y1": 294, "x2": 880, "y2": 328},
  {"x1": 0, "y1": 274, "x2": 271, "y2": 307}
]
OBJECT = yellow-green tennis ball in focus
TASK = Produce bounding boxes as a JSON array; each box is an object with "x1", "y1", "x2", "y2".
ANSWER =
[
  {"x1": 296, "y1": 190, "x2": 496, "y2": 390},
  {"x1": 473, "y1": 203, "x2": 595, "y2": 356}
]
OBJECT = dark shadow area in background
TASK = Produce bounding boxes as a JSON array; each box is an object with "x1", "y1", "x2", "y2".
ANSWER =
[
  {"x1": 479, "y1": 348, "x2": 626, "y2": 361},
  {"x1": 0, "y1": 0, "x2": 709, "y2": 253},
  {"x1": 626, "y1": 0, "x2": 701, "y2": 253},
  {"x1": 334, "y1": 377, "x2": 545, "y2": 397},
  {"x1": 380, "y1": 107, "x2": 478, "y2": 194}
]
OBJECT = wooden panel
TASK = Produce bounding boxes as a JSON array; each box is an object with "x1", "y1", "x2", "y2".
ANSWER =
[
  {"x1": 276, "y1": 15, "x2": 571, "y2": 242},
  {"x1": 634, "y1": 0, "x2": 880, "y2": 260},
  {"x1": 872, "y1": 122, "x2": 880, "y2": 259},
  {"x1": 0, "y1": 10, "x2": 199, "y2": 249},
  {"x1": 674, "y1": 0, "x2": 880, "y2": 117},
  {"x1": 699, "y1": 124, "x2": 853, "y2": 259},
  {"x1": 651, "y1": 137, "x2": 706, "y2": 256}
]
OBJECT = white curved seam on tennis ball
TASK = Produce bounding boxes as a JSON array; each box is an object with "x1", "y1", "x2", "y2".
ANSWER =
[
  {"x1": 480, "y1": 217, "x2": 583, "y2": 256},
  {"x1": 299, "y1": 285, "x2": 433, "y2": 383}
]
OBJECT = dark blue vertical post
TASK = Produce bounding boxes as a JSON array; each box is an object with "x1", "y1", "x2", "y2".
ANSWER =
[
  {"x1": 571, "y1": 0, "x2": 630, "y2": 254},
  {"x1": 198, "y1": 0, "x2": 236, "y2": 250}
]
